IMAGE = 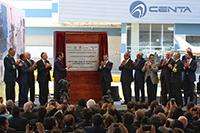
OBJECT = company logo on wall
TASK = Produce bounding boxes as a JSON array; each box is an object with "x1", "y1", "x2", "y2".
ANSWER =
[
  {"x1": 129, "y1": 1, "x2": 147, "y2": 18},
  {"x1": 129, "y1": 1, "x2": 192, "y2": 19}
]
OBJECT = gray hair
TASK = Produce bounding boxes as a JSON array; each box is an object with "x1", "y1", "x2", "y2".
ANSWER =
[
  {"x1": 23, "y1": 101, "x2": 33, "y2": 112},
  {"x1": 8, "y1": 48, "x2": 14, "y2": 53},
  {"x1": 176, "y1": 52, "x2": 181, "y2": 58},
  {"x1": 137, "y1": 51, "x2": 143, "y2": 57}
]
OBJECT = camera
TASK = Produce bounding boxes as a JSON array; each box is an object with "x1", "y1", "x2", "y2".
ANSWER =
[
  {"x1": 142, "y1": 125, "x2": 153, "y2": 131},
  {"x1": 102, "y1": 90, "x2": 114, "y2": 104},
  {"x1": 59, "y1": 79, "x2": 71, "y2": 104},
  {"x1": 29, "y1": 122, "x2": 36, "y2": 131},
  {"x1": 171, "y1": 98, "x2": 175, "y2": 105},
  {"x1": 192, "y1": 107, "x2": 198, "y2": 111},
  {"x1": 113, "y1": 123, "x2": 120, "y2": 127},
  {"x1": 51, "y1": 102, "x2": 56, "y2": 106}
]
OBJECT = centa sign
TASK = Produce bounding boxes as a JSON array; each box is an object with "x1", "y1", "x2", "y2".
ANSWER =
[{"x1": 130, "y1": 1, "x2": 192, "y2": 18}]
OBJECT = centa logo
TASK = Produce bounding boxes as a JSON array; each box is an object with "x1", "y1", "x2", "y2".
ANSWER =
[
  {"x1": 129, "y1": 1, "x2": 147, "y2": 18},
  {"x1": 130, "y1": 1, "x2": 192, "y2": 19}
]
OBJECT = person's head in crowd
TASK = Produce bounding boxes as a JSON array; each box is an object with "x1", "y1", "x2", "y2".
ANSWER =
[
  {"x1": 124, "y1": 52, "x2": 130, "y2": 60},
  {"x1": 78, "y1": 99, "x2": 87, "y2": 108},
  {"x1": 44, "y1": 117, "x2": 56, "y2": 131},
  {"x1": 57, "y1": 51, "x2": 64, "y2": 60},
  {"x1": 38, "y1": 106, "x2": 47, "y2": 119},
  {"x1": 153, "y1": 106, "x2": 164, "y2": 114},
  {"x1": 69, "y1": 105, "x2": 76, "y2": 114},
  {"x1": 92, "y1": 113, "x2": 103, "y2": 126},
  {"x1": 166, "y1": 51, "x2": 172, "y2": 59},
  {"x1": 19, "y1": 53, "x2": 27, "y2": 61},
  {"x1": 150, "y1": 100, "x2": 159, "y2": 110},
  {"x1": 135, "y1": 102, "x2": 142, "y2": 111},
  {"x1": 172, "y1": 120, "x2": 184, "y2": 130},
  {"x1": 186, "y1": 102, "x2": 194, "y2": 111},
  {"x1": 149, "y1": 115, "x2": 162, "y2": 130},
  {"x1": 8, "y1": 48, "x2": 15, "y2": 57},
  {"x1": 123, "y1": 112, "x2": 134, "y2": 125},
  {"x1": 134, "y1": 109, "x2": 144, "y2": 122},
  {"x1": 98, "y1": 100, "x2": 105, "y2": 108},
  {"x1": 0, "y1": 104, "x2": 7, "y2": 115},
  {"x1": 23, "y1": 101, "x2": 33, "y2": 112},
  {"x1": 184, "y1": 111, "x2": 193, "y2": 124},
  {"x1": 186, "y1": 51, "x2": 193, "y2": 60},
  {"x1": 186, "y1": 47, "x2": 192, "y2": 53},
  {"x1": 25, "y1": 52, "x2": 31, "y2": 60},
  {"x1": 86, "y1": 99, "x2": 96, "y2": 108},
  {"x1": 6, "y1": 100, "x2": 14, "y2": 114},
  {"x1": 64, "y1": 114, "x2": 75, "y2": 127},
  {"x1": 173, "y1": 52, "x2": 181, "y2": 60},
  {"x1": 137, "y1": 51, "x2": 143, "y2": 59},
  {"x1": 103, "y1": 53, "x2": 109, "y2": 61},
  {"x1": 172, "y1": 107, "x2": 183, "y2": 119},
  {"x1": 0, "y1": 97, "x2": 3, "y2": 104},
  {"x1": 50, "y1": 128, "x2": 62, "y2": 133},
  {"x1": 127, "y1": 101, "x2": 134, "y2": 110},
  {"x1": 11, "y1": 106, "x2": 20, "y2": 117},
  {"x1": 82, "y1": 108, "x2": 93, "y2": 121},
  {"x1": 91, "y1": 104, "x2": 100, "y2": 114},
  {"x1": 0, "y1": 116, "x2": 9, "y2": 132},
  {"x1": 55, "y1": 112, "x2": 65, "y2": 129},
  {"x1": 178, "y1": 116, "x2": 188, "y2": 129},
  {"x1": 157, "y1": 112, "x2": 167, "y2": 126},
  {"x1": 104, "y1": 115, "x2": 116, "y2": 128},
  {"x1": 46, "y1": 105, "x2": 55, "y2": 114},
  {"x1": 141, "y1": 102, "x2": 148, "y2": 109},
  {"x1": 173, "y1": 128, "x2": 184, "y2": 133},
  {"x1": 41, "y1": 52, "x2": 48, "y2": 60},
  {"x1": 149, "y1": 54, "x2": 155, "y2": 63}
]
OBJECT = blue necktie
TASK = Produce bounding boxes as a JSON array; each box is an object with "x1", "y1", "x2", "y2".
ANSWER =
[{"x1": 137, "y1": 60, "x2": 140, "y2": 65}]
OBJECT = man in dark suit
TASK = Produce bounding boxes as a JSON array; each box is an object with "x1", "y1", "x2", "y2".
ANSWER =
[
  {"x1": 169, "y1": 52, "x2": 184, "y2": 106},
  {"x1": 182, "y1": 47, "x2": 196, "y2": 61},
  {"x1": 3, "y1": 48, "x2": 22, "y2": 102},
  {"x1": 84, "y1": 113, "x2": 106, "y2": 133},
  {"x1": 133, "y1": 52, "x2": 146, "y2": 102},
  {"x1": 119, "y1": 52, "x2": 134, "y2": 105},
  {"x1": 159, "y1": 51, "x2": 174, "y2": 106},
  {"x1": 98, "y1": 53, "x2": 113, "y2": 96},
  {"x1": 25, "y1": 52, "x2": 37, "y2": 105},
  {"x1": 37, "y1": 52, "x2": 52, "y2": 105},
  {"x1": 53, "y1": 51, "x2": 72, "y2": 102},
  {"x1": 8, "y1": 106, "x2": 27, "y2": 131},
  {"x1": 17, "y1": 54, "x2": 36, "y2": 107},
  {"x1": 182, "y1": 51, "x2": 197, "y2": 105},
  {"x1": 20, "y1": 101, "x2": 37, "y2": 122},
  {"x1": 61, "y1": 114, "x2": 74, "y2": 133}
]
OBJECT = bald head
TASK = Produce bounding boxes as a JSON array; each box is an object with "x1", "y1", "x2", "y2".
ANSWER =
[
  {"x1": 178, "y1": 116, "x2": 188, "y2": 128},
  {"x1": 6, "y1": 100, "x2": 14, "y2": 108},
  {"x1": 64, "y1": 114, "x2": 75, "y2": 126},
  {"x1": 124, "y1": 52, "x2": 130, "y2": 60},
  {"x1": 135, "y1": 109, "x2": 144, "y2": 121},
  {"x1": 25, "y1": 52, "x2": 31, "y2": 60},
  {"x1": 166, "y1": 51, "x2": 172, "y2": 59}
]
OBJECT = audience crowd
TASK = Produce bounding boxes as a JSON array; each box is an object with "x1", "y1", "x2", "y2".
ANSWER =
[{"x1": 1, "y1": 97, "x2": 200, "y2": 133}]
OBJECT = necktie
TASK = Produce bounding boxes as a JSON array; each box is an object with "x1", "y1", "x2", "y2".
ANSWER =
[
  {"x1": 28, "y1": 60, "x2": 32, "y2": 66},
  {"x1": 137, "y1": 60, "x2": 140, "y2": 65}
]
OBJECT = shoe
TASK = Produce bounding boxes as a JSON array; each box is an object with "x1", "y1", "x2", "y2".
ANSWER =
[{"x1": 121, "y1": 102, "x2": 127, "y2": 105}]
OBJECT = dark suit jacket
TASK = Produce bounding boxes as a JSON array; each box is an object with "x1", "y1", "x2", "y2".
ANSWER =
[
  {"x1": 84, "y1": 126, "x2": 106, "y2": 133},
  {"x1": 119, "y1": 59, "x2": 134, "y2": 82},
  {"x1": 170, "y1": 59, "x2": 184, "y2": 84},
  {"x1": 159, "y1": 58, "x2": 174, "y2": 81},
  {"x1": 76, "y1": 120, "x2": 92, "y2": 128},
  {"x1": 20, "y1": 112, "x2": 37, "y2": 122},
  {"x1": 37, "y1": 59, "x2": 51, "y2": 82},
  {"x1": 8, "y1": 116, "x2": 27, "y2": 131},
  {"x1": 3, "y1": 54, "x2": 17, "y2": 82},
  {"x1": 26, "y1": 59, "x2": 36, "y2": 83},
  {"x1": 144, "y1": 109, "x2": 153, "y2": 118},
  {"x1": 132, "y1": 121, "x2": 144, "y2": 128},
  {"x1": 124, "y1": 124, "x2": 138, "y2": 133},
  {"x1": 133, "y1": 58, "x2": 146, "y2": 82},
  {"x1": 53, "y1": 58, "x2": 66, "y2": 82},
  {"x1": 182, "y1": 59, "x2": 197, "y2": 82},
  {"x1": 61, "y1": 126, "x2": 73, "y2": 133},
  {"x1": 17, "y1": 61, "x2": 30, "y2": 84},
  {"x1": 98, "y1": 61, "x2": 113, "y2": 82},
  {"x1": 184, "y1": 128, "x2": 195, "y2": 133}
]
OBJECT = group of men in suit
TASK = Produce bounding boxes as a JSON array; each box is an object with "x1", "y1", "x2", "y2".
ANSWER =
[{"x1": 99, "y1": 48, "x2": 197, "y2": 107}]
